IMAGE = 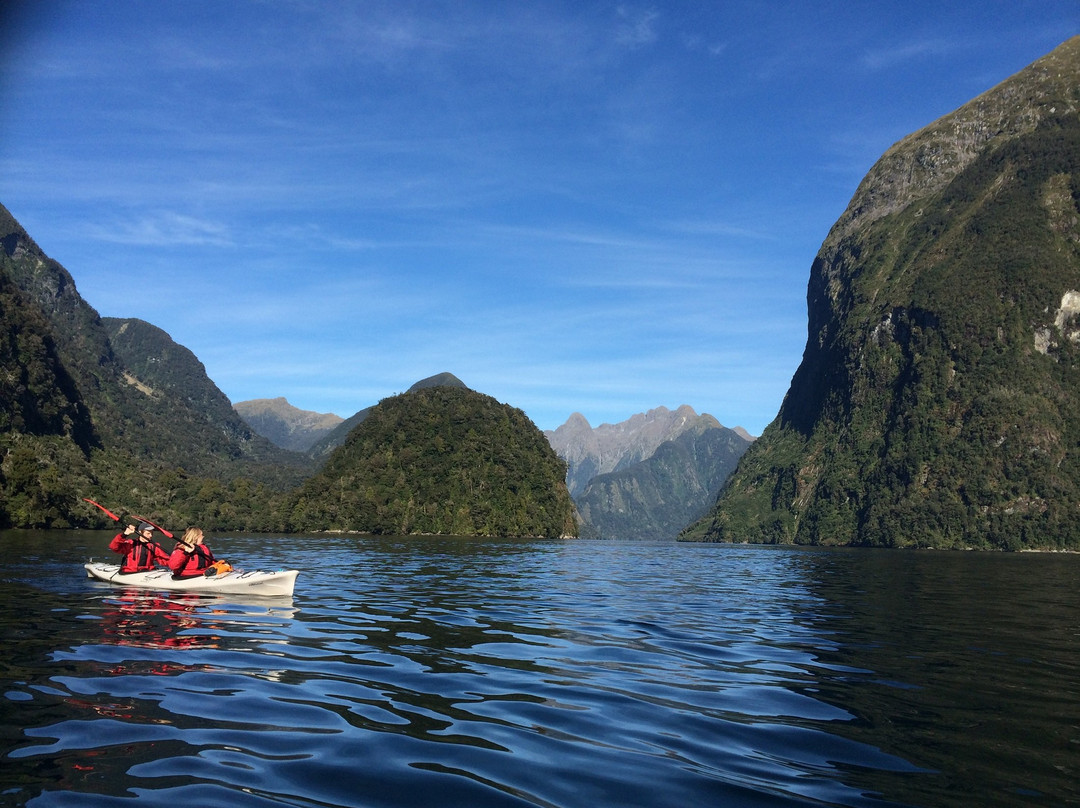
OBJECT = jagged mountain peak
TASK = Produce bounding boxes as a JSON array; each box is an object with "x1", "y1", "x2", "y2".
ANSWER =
[
  {"x1": 564, "y1": 411, "x2": 592, "y2": 428},
  {"x1": 546, "y1": 405, "x2": 730, "y2": 498}
]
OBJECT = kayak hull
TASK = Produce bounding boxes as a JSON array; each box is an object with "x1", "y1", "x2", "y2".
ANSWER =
[{"x1": 84, "y1": 562, "x2": 298, "y2": 597}]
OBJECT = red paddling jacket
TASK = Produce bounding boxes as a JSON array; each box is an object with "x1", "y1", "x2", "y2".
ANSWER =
[
  {"x1": 110, "y1": 531, "x2": 169, "y2": 573},
  {"x1": 168, "y1": 543, "x2": 216, "y2": 579}
]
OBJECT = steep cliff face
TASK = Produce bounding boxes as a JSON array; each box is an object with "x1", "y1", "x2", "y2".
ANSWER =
[
  {"x1": 686, "y1": 36, "x2": 1080, "y2": 550},
  {"x1": 0, "y1": 204, "x2": 119, "y2": 450},
  {"x1": 0, "y1": 263, "x2": 95, "y2": 450}
]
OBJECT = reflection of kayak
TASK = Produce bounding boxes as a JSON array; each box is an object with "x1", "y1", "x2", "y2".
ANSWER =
[{"x1": 84, "y1": 562, "x2": 298, "y2": 597}]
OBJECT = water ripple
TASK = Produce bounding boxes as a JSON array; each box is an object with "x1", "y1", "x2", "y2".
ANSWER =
[{"x1": 2, "y1": 534, "x2": 1077, "y2": 806}]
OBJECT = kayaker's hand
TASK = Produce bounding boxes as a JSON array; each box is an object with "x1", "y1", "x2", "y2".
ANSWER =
[{"x1": 124, "y1": 525, "x2": 136, "y2": 535}]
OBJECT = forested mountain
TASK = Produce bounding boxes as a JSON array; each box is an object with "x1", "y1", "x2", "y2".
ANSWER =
[
  {"x1": 0, "y1": 206, "x2": 573, "y2": 536},
  {"x1": 288, "y1": 385, "x2": 577, "y2": 537},
  {"x1": 234, "y1": 397, "x2": 343, "y2": 452},
  {"x1": 684, "y1": 36, "x2": 1080, "y2": 550},
  {"x1": 0, "y1": 203, "x2": 316, "y2": 529},
  {"x1": 305, "y1": 372, "x2": 468, "y2": 460},
  {"x1": 101, "y1": 316, "x2": 296, "y2": 470},
  {"x1": 575, "y1": 421, "x2": 750, "y2": 539}
]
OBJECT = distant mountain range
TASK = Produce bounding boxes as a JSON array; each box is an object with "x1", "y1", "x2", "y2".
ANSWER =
[
  {"x1": 542, "y1": 407, "x2": 753, "y2": 539},
  {"x1": 233, "y1": 398, "x2": 343, "y2": 452},
  {"x1": 544, "y1": 406, "x2": 752, "y2": 497},
  {"x1": 572, "y1": 416, "x2": 751, "y2": 540}
]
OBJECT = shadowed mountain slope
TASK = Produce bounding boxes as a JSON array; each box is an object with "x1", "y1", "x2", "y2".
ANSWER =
[{"x1": 575, "y1": 422, "x2": 750, "y2": 539}]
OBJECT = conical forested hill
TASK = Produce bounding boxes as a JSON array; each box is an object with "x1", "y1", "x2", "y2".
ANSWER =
[
  {"x1": 684, "y1": 37, "x2": 1080, "y2": 550},
  {"x1": 288, "y1": 385, "x2": 577, "y2": 538},
  {"x1": 305, "y1": 372, "x2": 469, "y2": 460}
]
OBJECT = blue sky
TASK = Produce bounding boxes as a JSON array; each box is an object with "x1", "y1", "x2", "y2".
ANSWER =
[{"x1": 1, "y1": 2, "x2": 1076, "y2": 435}]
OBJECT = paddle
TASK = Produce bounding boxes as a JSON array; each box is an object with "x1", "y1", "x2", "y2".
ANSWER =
[
  {"x1": 82, "y1": 498, "x2": 123, "y2": 523},
  {"x1": 82, "y1": 498, "x2": 175, "y2": 539}
]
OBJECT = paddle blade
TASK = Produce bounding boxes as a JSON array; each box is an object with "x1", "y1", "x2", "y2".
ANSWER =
[{"x1": 82, "y1": 498, "x2": 120, "y2": 522}]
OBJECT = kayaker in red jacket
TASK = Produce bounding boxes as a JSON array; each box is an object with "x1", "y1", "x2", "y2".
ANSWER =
[
  {"x1": 168, "y1": 527, "x2": 216, "y2": 579},
  {"x1": 109, "y1": 521, "x2": 170, "y2": 573}
]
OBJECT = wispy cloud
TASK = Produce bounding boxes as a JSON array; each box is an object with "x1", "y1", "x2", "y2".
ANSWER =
[
  {"x1": 86, "y1": 211, "x2": 232, "y2": 247},
  {"x1": 860, "y1": 37, "x2": 965, "y2": 70},
  {"x1": 615, "y1": 7, "x2": 660, "y2": 48}
]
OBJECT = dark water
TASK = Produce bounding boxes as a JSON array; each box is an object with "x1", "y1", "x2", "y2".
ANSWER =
[{"x1": 0, "y1": 531, "x2": 1077, "y2": 807}]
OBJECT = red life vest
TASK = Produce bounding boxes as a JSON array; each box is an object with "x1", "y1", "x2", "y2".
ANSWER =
[
  {"x1": 117, "y1": 537, "x2": 167, "y2": 573},
  {"x1": 169, "y1": 544, "x2": 215, "y2": 578}
]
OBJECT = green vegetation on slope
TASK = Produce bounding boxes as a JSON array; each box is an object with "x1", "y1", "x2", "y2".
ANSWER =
[
  {"x1": 0, "y1": 203, "x2": 308, "y2": 530},
  {"x1": 287, "y1": 386, "x2": 577, "y2": 537},
  {"x1": 686, "y1": 108, "x2": 1080, "y2": 550},
  {"x1": 576, "y1": 425, "x2": 750, "y2": 539},
  {"x1": 0, "y1": 267, "x2": 95, "y2": 450},
  {"x1": 1, "y1": 201, "x2": 572, "y2": 536}
]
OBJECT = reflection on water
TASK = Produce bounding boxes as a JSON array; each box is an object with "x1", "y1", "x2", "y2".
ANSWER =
[
  {"x1": 95, "y1": 590, "x2": 222, "y2": 650},
  {"x1": 789, "y1": 549, "x2": 1080, "y2": 807},
  {"x1": 0, "y1": 530, "x2": 1077, "y2": 807}
]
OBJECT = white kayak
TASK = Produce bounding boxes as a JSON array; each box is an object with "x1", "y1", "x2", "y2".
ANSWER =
[{"x1": 84, "y1": 561, "x2": 299, "y2": 597}]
